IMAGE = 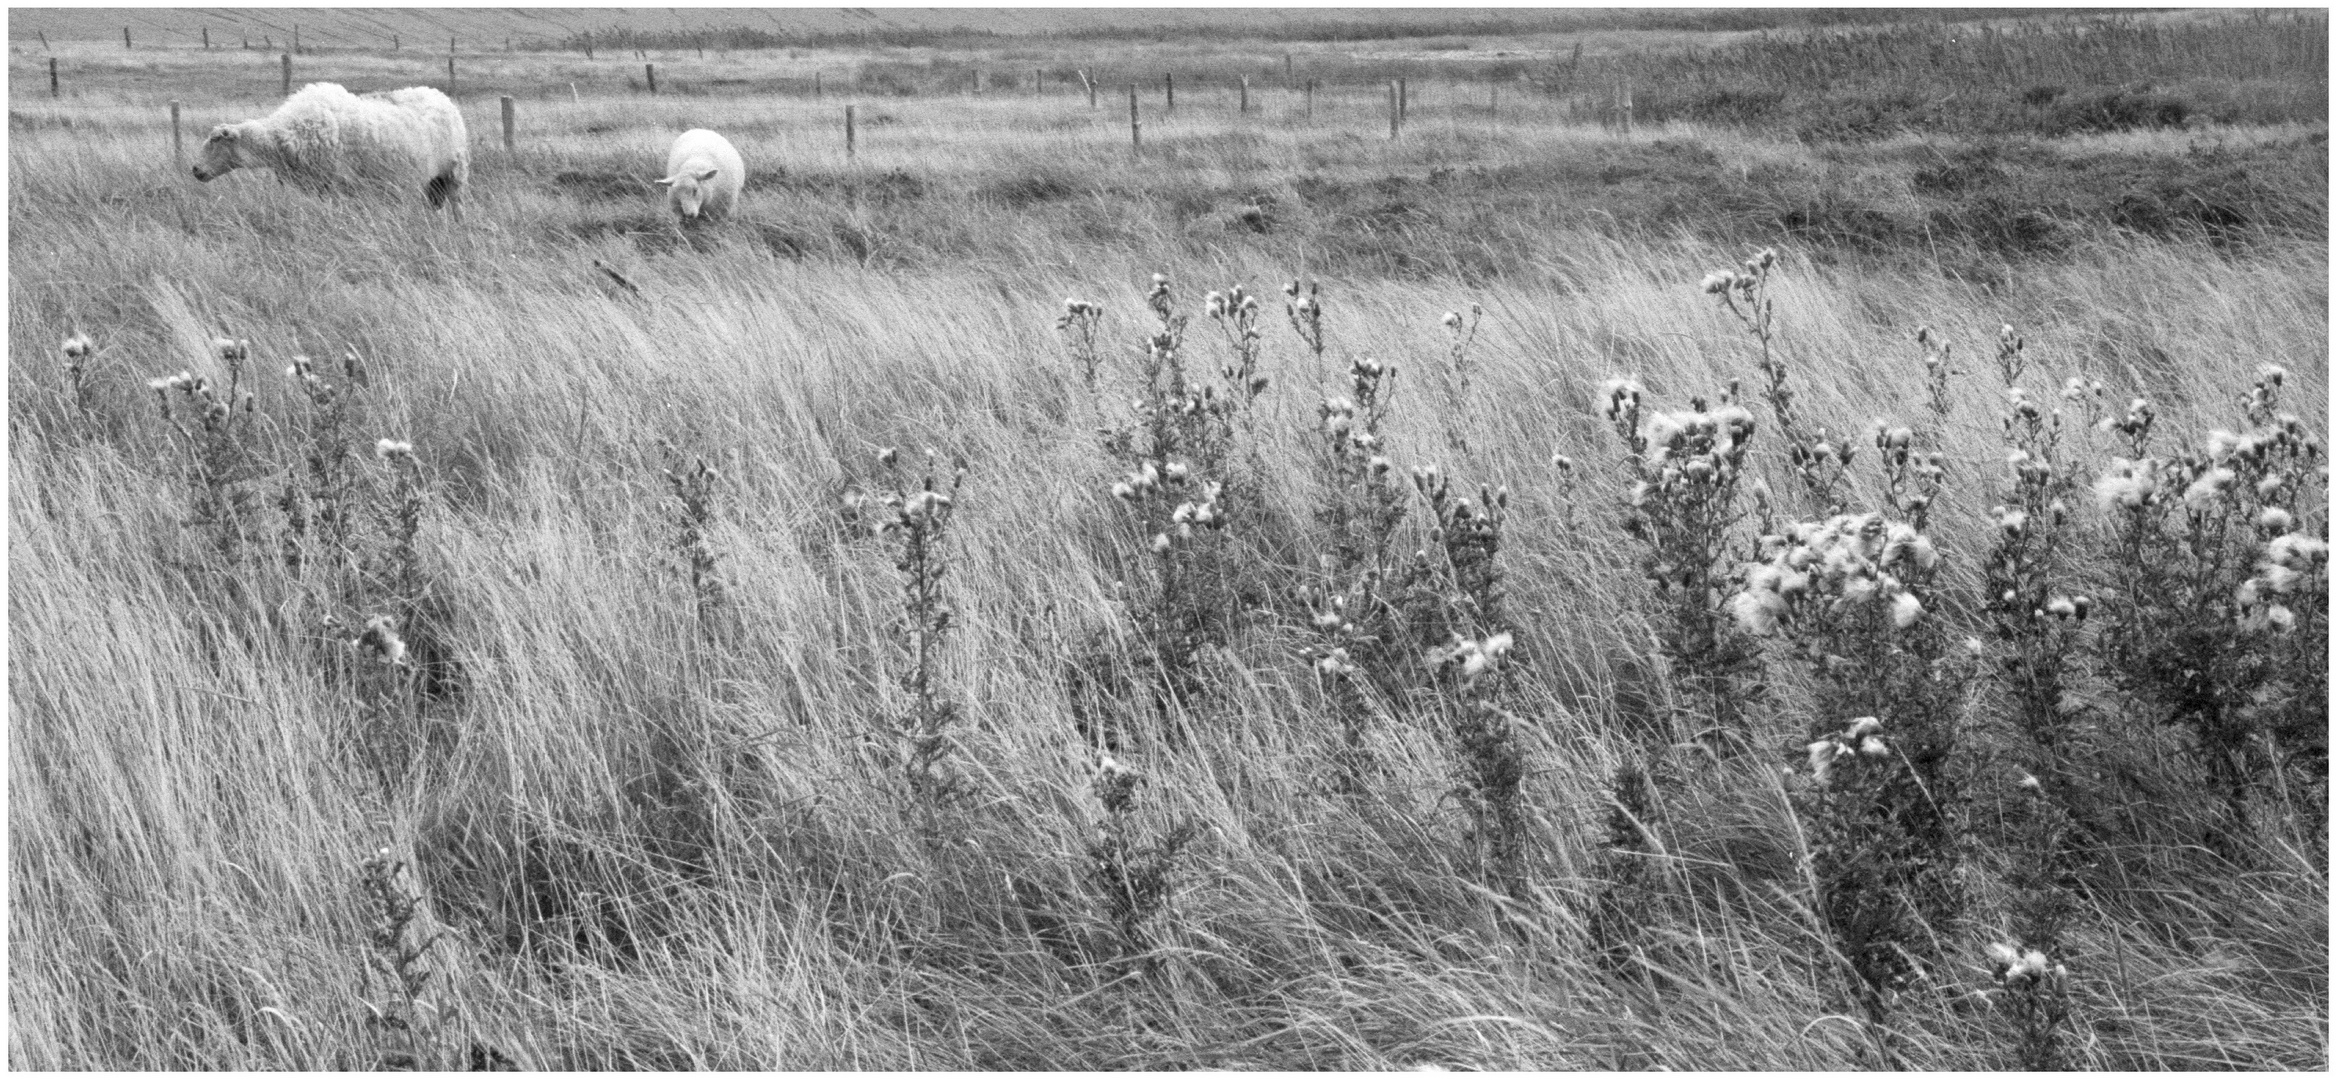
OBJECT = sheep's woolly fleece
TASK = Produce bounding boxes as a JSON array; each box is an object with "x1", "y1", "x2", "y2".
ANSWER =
[
  {"x1": 657, "y1": 128, "x2": 746, "y2": 221},
  {"x1": 192, "y1": 82, "x2": 468, "y2": 206}
]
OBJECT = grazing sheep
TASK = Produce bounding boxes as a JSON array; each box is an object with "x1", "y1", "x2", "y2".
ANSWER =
[
  {"x1": 191, "y1": 82, "x2": 469, "y2": 210},
  {"x1": 655, "y1": 129, "x2": 745, "y2": 222}
]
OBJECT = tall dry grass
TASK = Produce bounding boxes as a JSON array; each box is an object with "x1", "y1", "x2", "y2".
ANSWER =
[{"x1": 8, "y1": 53, "x2": 2327, "y2": 1070}]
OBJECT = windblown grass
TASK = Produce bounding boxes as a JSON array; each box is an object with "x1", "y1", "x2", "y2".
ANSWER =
[{"x1": 8, "y1": 31, "x2": 2327, "y2": 1071}]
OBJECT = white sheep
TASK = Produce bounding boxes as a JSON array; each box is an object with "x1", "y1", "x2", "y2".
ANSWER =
[
  {"x1": 191, "y1": 82, "x2": 470, "y2": 210},
  {"x1": 654, "y1": 129, "x2": 745, "y2": 222}
]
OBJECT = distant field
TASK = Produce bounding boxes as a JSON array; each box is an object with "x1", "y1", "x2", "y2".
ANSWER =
[
  {"x1": 9, "y1": 7, "x2": 2327, "y2": 1072},
  {"x1": 12, "y1": 6, "x2": 2107, "y2": 50}
]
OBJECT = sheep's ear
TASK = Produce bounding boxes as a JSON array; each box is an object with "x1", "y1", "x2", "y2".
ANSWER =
[
  {"x1": 650, "y1": 176, "x2": 676, "y2": 188},
  {"x1": 693, "y1": 168, "x2": 719, "y2": 183}
]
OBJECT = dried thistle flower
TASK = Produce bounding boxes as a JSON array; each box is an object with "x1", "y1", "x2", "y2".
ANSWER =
[{"x1": 354, "y1": 614, "x2": 408, "y2": 666}]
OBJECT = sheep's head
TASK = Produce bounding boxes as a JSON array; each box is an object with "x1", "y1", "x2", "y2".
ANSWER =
[
  {"x1": 191, "y1": 123, "x2": 255, "y2": 182},
  {"x1": 654, "y1": 167, "x2": 722, "y2": 219}
]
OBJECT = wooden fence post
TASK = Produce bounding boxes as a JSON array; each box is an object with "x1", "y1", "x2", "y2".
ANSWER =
[
  {"x1": 646, "y1": 63, "x2": 656, "y2": 94},
  {"x1": 1240, "y1": 75, "x2": 1249, "y2": 114},
  {"x1": 170, "y1": 100, "x2": 182, "y2": 168},
  {"x1": 292, "y1": 24, "x2": 299, "y2": 54},
  {"x1": 1389, "y1": 81, "x2": 1400, "y2": 138},
  {"x1": 1305, "y1": 79, "x2": 1314, "y2": 120},
  {"x1": 39, "y1": 28, "x2": 50, "y2": 52},
  {"x1": 1081, "y1": 69, "x2": 1095, "y2": 108},
  {"x1": 1621, "y1": 79, "x2": 1633, "y2": 134},
  {"x1": 1285, "y1": 53, "x2": 1293, "y2": 85},
  {"x1": 49, "y1": 57, "x2": 58, "y2": 98},
  {"x1": 583, "y1": 33, "x2": 593, "y2": 60},
  {"x1": 1165, "y1": 72, "x2": 1174, "y2": 112},
  {"x1": 448, "y1": 53, "x2": 456, "y2": 95},
  {"x1": 202, "y1": 26, "x2": 209, "y2": 50},
  {"x1": 1129, "y1": 85, "x2": 1141, "y2": 148},
  {"x1": 393, "y1": 33, "x2": 400, "y2": 51},
  {"x1": 281, "y1": 53, "x2": 291, "y2": 95},
  {"x1": 501, "y1": 95, "x2": 515, "y2": 150},
  {"x1": 1398, "y1": 77, "x2": 1408, "y2": 125},
  {"x1": 845, "y1": 104, "x2": 855, "y2": 158}
]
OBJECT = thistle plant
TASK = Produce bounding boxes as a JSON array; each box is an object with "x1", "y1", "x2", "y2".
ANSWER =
[
  {"x1": 1550, "y1": 452, "x2": 1580, "y2": 532},
  {"x1": 2000, "y1": 768, "x2": 2083, "y2": 1063},
  {"x1": 850, "y1": 447, "x2": 970, "y2": 803},
  {"x1": 2061, "y1": 371, "x2": 2110, "y2": 433},
  {"x1": 1305, "y1": 587, "x2": 1380, "y2": 787},
  {"x1": 373, "y1": 439, "x2": 427, "y2": 607},
  {"x1": 1316, "y1": 356, "x2": 1407, "y2": 586},
  {"x1": 1733, "y1": 514, "x2": 1966, "y2": 1029},
  {"x1": 1099, "y1": 274, "x2": 1240, "y2": 703},
  {"x1": 1587, "y1": 760, "x2": 1666, "y2": 980},
  {"x1": 1991, "y1": 319, "x2": 2030, "y2": 387},
  {"x1": 1440, "y1": 303, "x2": 1484, "y2": 396},
  {"x1": 1797, "y1": 714, "x2": 1953, "y2": 1046},
  {"x1": 352, "y1": 613, "x2": 411, "y2": 669},
  {"x1": 1100, "y1": 273, "x2": 1242, "y2": 486},
  {"x1": 1404, "y1": 466, "x2": 1510, "y2": 642},
  {"x1": 341, "y1": 604, "x2": 421, "y2": 788},
  {"x1": 1703, "y1": 248, "x2": 1849, "y2": 513},
  {"x1": 353, "y1": 436, "x2": 466, "y2": 718},
  {"x1": 1307, "y1": 355, "x2": 1413, "y2": 763},
  {"x1": 1969, "y1": 325, "x2": 2100, "y2": 1001},
  {"x1": 60, "y1": 332, "x2": 95, "y2": 420},
  {"x1": 146, "y1": 336, "x2": 266, "y2": 561},
  {"x1": 1109, "y1": 458, "x2": 1227, "y2": 703},
  {"x1": 358, "y1": 847, "x2": 449, "y2": 1071},
  {"x1": 1604, "y1": 378, "x2": 1763, "y2": 742},
  {"x1": 1429, "y1": 304, "x2": 1486, "y2": 457},
  {"x1": 660, "y1": 443, "x2": 728, "y2": 634},
  {"x1": 278, "y1": 348, "x2": 368, "y2": 579},
  {"x1": 2094, "y1": 366, "x2": 2329, "y2": 824},
  {"x1": 1057, "y1": 296, "x2": 1105, "y2": 391},
  {"x1": 1283, "y1": 278, "x2": 1327, "y2": 366},
  {"x1": 1085, "y1": 753, "x2": 1200, "y2": 968},
  {"x1": 1979, "y1": 327, "x2": 2090, "y2": 767},
  {"x1": 1983, "y1": 939, "x2": 2073, "y2": 1071},
  {"x1": 1871, "y1": 422, "x2": 1946, "y2": 533},
  {"x1": 1913, "y1": 325, "x2": 1955, "y2": 424},
  {"x1": 1428, "y1": 630, "x2": 1526, "y2": 894},
  {"x1": 1204, "y1": 284, "x2": 1270, "y2": 410},
  {"x1": 1789, "y1": 426, "x2": 1859, "y2": 514}
]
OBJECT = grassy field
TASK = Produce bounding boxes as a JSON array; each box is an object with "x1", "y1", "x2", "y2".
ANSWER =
[{"x1": 8, "y1": 9, "x2": 2329, "y2": 1071}]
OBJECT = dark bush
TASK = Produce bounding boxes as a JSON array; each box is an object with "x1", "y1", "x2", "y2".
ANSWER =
[
  {"x1": 2020, "y1": 85, "x2": 2066, "y2": 107},
  {"x1": 2042, "y1": 88, "x2": 2191, "y2": 135},
  {"x1": 1684, "y1": 88, "x2": 1789, "y2": 127},
  {"x1": 980, "y1": 171, "x2": 1083, "y2": 209},
  {"x1": 1912, "y1": 145, "x2": 2011, "y2": 194}
]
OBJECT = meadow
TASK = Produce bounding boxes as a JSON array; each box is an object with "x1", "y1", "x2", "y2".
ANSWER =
[{"x1": 8, "y1": 9, "x2": 2329, "y2": 1070}]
